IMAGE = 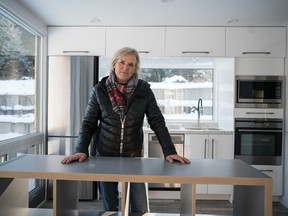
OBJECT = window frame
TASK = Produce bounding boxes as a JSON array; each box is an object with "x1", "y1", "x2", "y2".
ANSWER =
[
  {"x1": 0, "y1": 5, "x2": 47, "y2": 208},
  {"x1": 0, "y1": 7, "x2": 45, "y2": 144}
]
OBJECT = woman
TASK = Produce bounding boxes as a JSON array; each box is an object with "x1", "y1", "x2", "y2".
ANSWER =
[{"x1": 61, "y1": 47, "x2": 190, "y2": 213}]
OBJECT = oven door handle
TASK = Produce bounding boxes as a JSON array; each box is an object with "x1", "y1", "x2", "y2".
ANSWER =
[{"x1": 237, "y1": 129, "x2": 281, "y2": 133}]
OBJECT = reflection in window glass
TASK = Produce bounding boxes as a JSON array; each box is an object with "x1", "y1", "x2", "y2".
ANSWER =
[
  {"x1": 0, "y1": 13, "x2": 39, "y2": 141},
  {"x1": 140, "y1": 57, "x2": 214, "y2": 121},
  {"x1": 16, "y1": 143, "x2": 44, "y2": 192}
]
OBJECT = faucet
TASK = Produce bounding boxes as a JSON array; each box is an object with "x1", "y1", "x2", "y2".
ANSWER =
[{"x1": 191, "y1": 98, "x2": 203, "y2": 127}]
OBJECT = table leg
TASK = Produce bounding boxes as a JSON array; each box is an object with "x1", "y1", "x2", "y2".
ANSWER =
[
  {"x1": 264, "y1": 178, "x2": 273, "y2": 216},
  {"x1": 180, "y1": 184, "x2": 196, "y2": 216},
  {"x1": 234, "y1": 185, "x2": 272, "y2": 216},
  {"x1": 0, "y1": 178, "x2": 28, "y2": 216},
  {"x1": 121, "y1": 182, "x2": 130, "y2": 216},
  {"x1": 54, "y1": 179, "x2": 79, "y2": 216}
]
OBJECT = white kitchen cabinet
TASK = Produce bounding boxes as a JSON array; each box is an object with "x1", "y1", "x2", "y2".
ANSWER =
[
  {"x1": 106, "y1": 27, "x2": 165, "y2": 57},
  {"x1": 234, "y1": 108, "x2": 284, "y2": 119},
  {"x1": 165, "y1": 27, "x2": 225, "y2": 57},
  {"x1": 48, "y1": 27, "x2": 106, "y2": 56},
  {"x1": 185, "y1": 133, "x2": 233, "y2": 160},
  {"x1": 252, "y1": 165, "x2": 283, "y2": 196},
  {"x1": 185, "y1": 133, "x2": 234, "y2": 194},
  {"x1": 226, "y1": 27, "x2": 286, "y2": 57},
  {"x1": 235, "y1": 58, "x2": 285, "y2": 76}
]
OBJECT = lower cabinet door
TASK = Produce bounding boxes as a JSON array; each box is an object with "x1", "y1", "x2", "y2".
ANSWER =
[{"x1": 186, "y1": 133, "x2": 234, "y2": 195}]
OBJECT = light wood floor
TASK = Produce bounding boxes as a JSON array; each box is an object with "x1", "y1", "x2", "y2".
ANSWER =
[{"x1": 40, "y1": 198, "x2": 288, "y2": 215}]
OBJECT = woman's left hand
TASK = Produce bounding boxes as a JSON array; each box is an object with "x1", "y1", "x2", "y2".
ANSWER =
[{"x1": 165, "y1": 154, "x2": 191, "y2": 164}]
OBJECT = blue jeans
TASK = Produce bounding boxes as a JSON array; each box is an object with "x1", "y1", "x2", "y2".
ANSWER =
[{"x1": 97, "y1": 181, "x2": 149, "y2": 212}]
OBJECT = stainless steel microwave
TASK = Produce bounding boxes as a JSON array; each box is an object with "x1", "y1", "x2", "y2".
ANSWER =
[{"x1": 235, "y1": 76, "x2": 284, "y2": 108}]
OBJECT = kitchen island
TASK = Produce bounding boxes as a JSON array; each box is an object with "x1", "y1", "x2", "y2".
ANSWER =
[{"x1": 0, "y1": 155, "x2": 272, "y2": 216}]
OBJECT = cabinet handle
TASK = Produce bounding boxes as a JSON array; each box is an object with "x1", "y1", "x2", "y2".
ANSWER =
[
  {"x1": 62, "y1": 51, "x2": 90, "y2": 53},
  {"x1": 242, "y1": 51, "x2": 271, "y2": 55},
  {"x1": 246, "y1": 112, "x2": 274, "y2": 115},
  {"x1": 238, "y1": 129, "x2": 280, "y2": 133},
  {"x1": 182, "y1": 51, "x2": 210, "y2": 54},
  {"x1": 211, "y1": 139, "x2": 215, "y2": 159},
  {"x1": 138, "y1": 51, "x2": 150, "y2": 54},
  {"x1": 259, "y1": 170, "x2": 274, "y2": 172},
  {"x1": 204, "y1": 139, "x2": 207, "y2": 159}
]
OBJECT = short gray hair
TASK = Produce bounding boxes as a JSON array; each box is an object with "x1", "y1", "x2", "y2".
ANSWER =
[{"x1": 110, "y1": 47, "x2": 140, "y2": 75}]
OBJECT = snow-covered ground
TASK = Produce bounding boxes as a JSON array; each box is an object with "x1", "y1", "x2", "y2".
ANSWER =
[
  {"x1": 0, "y1": 79, "x2": 34, "y2": 95},
  {"x1": 0, "y1": 79, "x2": 212, "y2": 141},
  {"x1": 0, "y1": 80, "x2": 35, "y2": 140},
  {"x1": 0, "y1": 79, "x2": 35, "y2": 123}
]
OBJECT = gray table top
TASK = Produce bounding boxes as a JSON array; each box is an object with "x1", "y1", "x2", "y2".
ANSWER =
[{"x1": 0, "y1": 155, "x2": 270, "y2": 185}]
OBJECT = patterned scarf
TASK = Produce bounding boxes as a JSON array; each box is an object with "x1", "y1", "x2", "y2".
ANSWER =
[{"x1": 106, "y1": 72, "x2": 138, "y2": 116}]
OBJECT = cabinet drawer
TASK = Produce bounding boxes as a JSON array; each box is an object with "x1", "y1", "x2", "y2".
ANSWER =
[{"x1": 252, "y1": 165, "x2": 283, "y2": 196}]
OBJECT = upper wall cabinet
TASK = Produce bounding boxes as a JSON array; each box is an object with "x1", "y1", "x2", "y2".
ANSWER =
[
  {"x1": 165, "y1": 27, "x2": 225, "y2": 57},
  {"x1": 48, "y1": 27, "x2": 106, "y2": 56},
  {"x1": 106, "y1": 27, "x2": 165, "y2": 57},
  {"x1": 226, "y1": 27, "x2": 286, "y2": 57},
  {"x1": 235, "y1": 58, "x2": 285, "y2": 76}
]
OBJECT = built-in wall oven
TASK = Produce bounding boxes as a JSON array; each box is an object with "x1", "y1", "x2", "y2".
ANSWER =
[
  {"x1": 234, "y1": 118, "x2": 283, "y2": 165},
  {"x1": 235, "y1": 75, "x2": 284, "y2": 108}
]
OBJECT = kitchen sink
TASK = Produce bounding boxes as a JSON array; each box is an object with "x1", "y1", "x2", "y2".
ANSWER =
[
  {"x1": 185, "y1": 127, "x2": 221, "y2": 131},
  {"x1": 166, "y1": 124, "x2": 183, "y2": 130}
]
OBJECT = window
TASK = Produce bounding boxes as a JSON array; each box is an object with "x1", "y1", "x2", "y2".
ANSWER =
[
  {"x1": 99, "y1": 56, "x2": 234, "y2": 126},
  {"x1": 140, "y1": 57, "x2": 214, "y2": 122},
  {"x1": 0, "y1": 11, "x2": 41, "y2": 141},
  {"x1": 0, "y1": 8, "x2": 45, "y2": 208}
]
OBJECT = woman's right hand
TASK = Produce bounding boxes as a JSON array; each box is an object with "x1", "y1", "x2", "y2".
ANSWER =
[{"x1": 61, "y1": 153, "x2": 87, "y2": 164}]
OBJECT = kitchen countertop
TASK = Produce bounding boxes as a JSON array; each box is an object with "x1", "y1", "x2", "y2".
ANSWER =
[{"x1": 143, "y1": 127, "x2": 233, "y2": 135}]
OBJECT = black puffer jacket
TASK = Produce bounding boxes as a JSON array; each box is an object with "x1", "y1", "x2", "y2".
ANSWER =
[{"x1": 75, "y1": 76, "x2": 177, "y2": 158}]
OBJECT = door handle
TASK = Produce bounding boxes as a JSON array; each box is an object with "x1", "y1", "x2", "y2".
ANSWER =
[
  {"x1": 182, "y1": 51, "x2": 210, "y2": 54},
  {"x1": 242, "y1": 51, "x2": 271, "y2": 55},
  {"x1": 211, "y1": 139, "x2": 215, "y2": 159},
  {"x1": 138, "y1": 51, "x2": 150, "y2": 54},
  {"x1": 204, "y1": 139, "x2": 207, "y2": 159},
  {"x1": 62, "y1": 51, "x2": 90, "y2": 53},
  {"x1": 259, "y1": 170, "x2": 274, "y2": 172},
  {"x1": 246, "y1": 112, "x2": 274, "y2": 115}
]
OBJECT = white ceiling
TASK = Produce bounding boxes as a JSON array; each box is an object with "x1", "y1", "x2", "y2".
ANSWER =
[{"x1": 16, "y1": 0, "x2": 288, "y2": 27}]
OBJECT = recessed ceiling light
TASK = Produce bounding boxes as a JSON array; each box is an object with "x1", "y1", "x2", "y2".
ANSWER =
[
  {"x1": 226, "y1": 18, "x2": 239, "y2": 24},
  {"x1": 90, "y1": 18, "x2": 101, "y2": 23},
  {"x1": 161, "y1": 0, "x2": 174, "y2": 3}
]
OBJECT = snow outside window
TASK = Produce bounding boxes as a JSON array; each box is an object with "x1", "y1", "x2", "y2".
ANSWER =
[
  {"x1": 140, "y1": 57, "x2": 214, "y2": 122},
  {"x1": 0, "y1": 12, "x2": 39, "y2": 141}
]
